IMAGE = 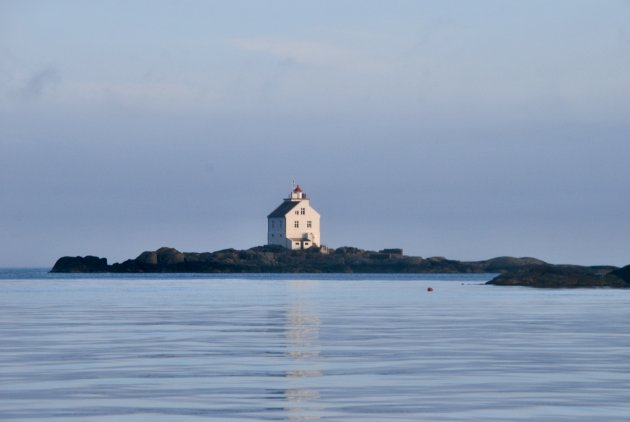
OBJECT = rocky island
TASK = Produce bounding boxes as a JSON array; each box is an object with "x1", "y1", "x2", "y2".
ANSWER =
[{"x1": 51, "y1": 246, "x2": 630, "y2": 288}]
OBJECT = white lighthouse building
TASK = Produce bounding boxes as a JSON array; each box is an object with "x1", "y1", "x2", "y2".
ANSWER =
[{"x1": 267, "y1": 185, "x2": 321, "y2": 249}]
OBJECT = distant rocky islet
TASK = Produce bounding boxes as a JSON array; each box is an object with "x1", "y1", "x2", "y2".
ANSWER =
[
  {"x1": 50, "y1": 246, "x2": 630, "y2": 288},
  {"x1": 51, "y1": 184, "x2": 630, "y2": 288}
]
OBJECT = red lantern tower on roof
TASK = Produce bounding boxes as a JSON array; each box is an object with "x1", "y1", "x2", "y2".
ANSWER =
[{"x1": 291, "y1": 184, "x2": 305, "y2": 200}]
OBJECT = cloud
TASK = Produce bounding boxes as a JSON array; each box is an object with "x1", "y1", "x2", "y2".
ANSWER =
[
  {"x1": 56, "y1": 80, "x2": 214, "y2": 110},
  {"x1": 232, "y1": 37, "x2": 391, "y2": 75},
  {"x1": 19, "y1": 65, "x2": 61, "y2": 100},
  {"x1": 8, "y1": 66, "x2": 210, "y2": 112},
  {"x1": 233, "y1": 38, "x2": 346, "y2": 66},
  {"x1": 229, "y1": 36, "x2": 405, "y2": 110}
]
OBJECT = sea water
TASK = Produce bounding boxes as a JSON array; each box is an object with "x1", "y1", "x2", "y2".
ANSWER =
[{"x1": 1, "y1": 269, "x2": 629, "y2": 421}]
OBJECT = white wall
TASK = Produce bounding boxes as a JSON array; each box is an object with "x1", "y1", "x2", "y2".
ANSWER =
[{"x1": 283, "y1": 199, "x2": 321, "y2": 248}]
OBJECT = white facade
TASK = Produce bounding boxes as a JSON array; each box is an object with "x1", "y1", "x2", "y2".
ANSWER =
[{"x1": 267, "y1": 185, "x2": 321, "y2": 250}]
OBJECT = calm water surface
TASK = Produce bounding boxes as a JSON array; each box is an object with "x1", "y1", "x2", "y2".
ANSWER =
[{"x1": 1, "y1": 270, "x2": 629, "y2": 421}]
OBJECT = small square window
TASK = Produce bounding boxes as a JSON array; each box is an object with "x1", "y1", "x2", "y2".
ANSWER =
[
  {"x1": 300, "y1": 208, "x2": 305, "y2": 215},
  {"x1": 294, "y1": 221, "x2": 299, "y2": 228},
  {"x1": 307, "y1": 221, "x2": 312, "y2": 228}
]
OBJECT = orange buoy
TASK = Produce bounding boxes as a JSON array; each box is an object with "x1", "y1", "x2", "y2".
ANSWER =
[{"x1": 427, "y1": 287, "x2": 433, "y2": 292}]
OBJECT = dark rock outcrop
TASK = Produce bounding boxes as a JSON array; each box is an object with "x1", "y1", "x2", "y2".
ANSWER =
[
  {"x1": 486, "y1": 264, "x2": 627, "y2": 288},
  {"x1": 51, "y1": 256, "x2": 108, "y2": 273},
  {"x1": 608, "y1": 265, "x2": 630, "y2": 284},
  {"x1": 50, "y1": 246, "x2": 628, "y2": 288}
]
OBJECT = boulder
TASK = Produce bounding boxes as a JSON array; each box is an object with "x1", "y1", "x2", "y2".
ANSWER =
[
  {"x1": 155, "y1": 247, "x2": 185, "y2": 265},
  {"x1": 136, "y1": 251, "x2": 158, "y2": 266},
  {"x1": 479, "y1": 256, "x2": 547, "y2": 273}
]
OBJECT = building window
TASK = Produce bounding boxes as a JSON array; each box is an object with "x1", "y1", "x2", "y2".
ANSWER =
[
  {"x1": 300, "y1": 208, "x2": 305, "y2": 215},
  {"x1": 294, "y1": 221, "x2": 299, "y2": 228},
  {"x1": 295, "y1": 242, "x2": 300, "y2": 246},
  {"x1": 307, "y1": 221, "x2": 312, "y2": 228},
  {"x1": 295, "y1": 210, "x2": 299, "y2": 215}
]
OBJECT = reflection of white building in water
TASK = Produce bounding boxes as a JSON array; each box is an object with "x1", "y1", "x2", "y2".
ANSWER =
[
  {"x1": 267, "y1": 185, "x2": 321, "y2": 250},
  {"x1": 284, "y1": 280, "x2": 322, "y2": 420}
]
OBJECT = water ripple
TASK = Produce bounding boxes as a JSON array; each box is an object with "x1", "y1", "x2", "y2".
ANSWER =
[{"x1": 1, "y1": 273, "x2": 629, "y2": 421}]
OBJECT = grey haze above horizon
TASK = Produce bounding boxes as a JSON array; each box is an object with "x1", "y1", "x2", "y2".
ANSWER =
[{"x1": 1, "y1": 1, "x2": 629, "y2": 267}]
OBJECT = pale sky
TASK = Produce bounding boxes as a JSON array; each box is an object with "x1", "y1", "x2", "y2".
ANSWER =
[{"x1": 1, "y1": 0, "x2": 629, "y2": 267}]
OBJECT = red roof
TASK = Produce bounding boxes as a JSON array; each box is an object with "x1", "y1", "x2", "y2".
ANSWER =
[{"x1": 293, "y1": 185, "x2": 303, "y2": 193}]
